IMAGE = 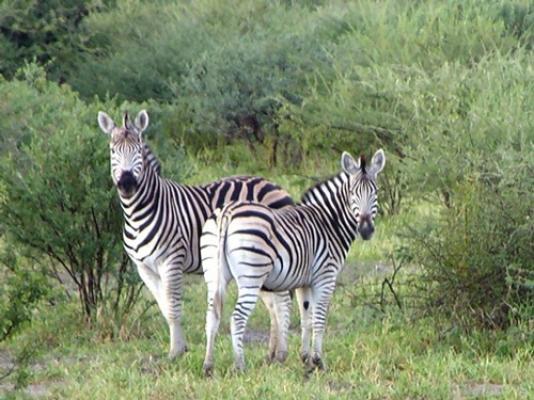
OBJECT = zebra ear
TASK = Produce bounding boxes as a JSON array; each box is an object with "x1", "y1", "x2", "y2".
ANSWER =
[
  {"x1": 341, "y1": 151, "x2": 360, "y2": 175},
  {"x1": 97, "y1": 111, "x2": 115, "y2": 135},
  {"x1": 134, "y1": 110, "x2": 149, "y2": 135},
  {"x1": 368, "y1": 149, "x2": 386, "y2": 177}
]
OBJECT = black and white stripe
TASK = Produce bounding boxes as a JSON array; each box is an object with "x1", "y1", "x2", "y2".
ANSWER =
[
  {"x1": 97, "y1": 110, "x2": 293, "y2": 359},
  {"x1": 201, "y1": 150, "x2": 385, "y2": 373}
]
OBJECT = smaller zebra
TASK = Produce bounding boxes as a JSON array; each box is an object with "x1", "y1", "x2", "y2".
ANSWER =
[{"x1": 201, "y1": 150, "x2": 385, "y2": 374}]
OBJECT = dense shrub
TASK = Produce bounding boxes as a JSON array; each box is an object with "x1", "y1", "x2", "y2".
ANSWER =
[
  {"x1": 403, "y1": 152, "x2": 533, "y2": 329},
  {"x1": 0, "y1": 65, "x2": 145, "y2": 328},
  {"x1": 69, "y1": 0, "x2": 338, "y2": 160},
  {"x1": 67, "y1": 0, "x2": 215, "y2": 102},
  {"x1": 0, "y1": 259, "x2": 49, "y2": 342},
  {"x1": 0, "y1": 0, "x2": 104, "y2": 80}
]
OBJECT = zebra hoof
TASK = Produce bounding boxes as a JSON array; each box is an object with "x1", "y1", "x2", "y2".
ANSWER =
[
  {"x1": 168, "y1": 345, "x2": 188, "y2": 360},
  {"x1": 311, "y1": 355, "x2": 325, "y2": 370},
  {"x1": 233, "y1": 361, "x2": 246, "y2": 373},
  {"x1": 275, "y1": 350, "x2": 288, "y2": 363},
  {"x1": 266, "y1": 350, "x2": 276, "y2": 363},
  {"x1": 203, "y1": 364, "x2": 214, "y2": 378},
  {"x1": 300, "y1": 351, "x2": 310, "y2": 364}
]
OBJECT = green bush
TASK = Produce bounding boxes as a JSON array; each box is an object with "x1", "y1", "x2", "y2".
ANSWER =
[
  {"x1": 0, "y1": 65, "x2": 145, "y2": 330},
  {"x1": 402, "y1": 153, "x2": 533, "y2": 329},
  {"x1": 70, "y1": 0, "x2": 336, "y2": 159},
  {"x1": 0, "y1": 259, "x2": 49, "y2": 343},
  {"x1": 67, "y1": 0, "x2": 215, "y2": 102},
  {"x1": 0, "y1": 0, "x2": 104, "y2": 80}
]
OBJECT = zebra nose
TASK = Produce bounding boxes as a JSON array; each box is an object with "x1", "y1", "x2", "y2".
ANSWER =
[
  {"x1": 359, "y1": 217, "x2": 374, "y2": 240},
  {"x1": 117, "y1": 171, "x2": 137, "y2": 195}
]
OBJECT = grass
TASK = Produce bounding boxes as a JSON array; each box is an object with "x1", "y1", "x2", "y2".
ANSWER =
[
  {"x1": 1, "y1": 166, "x2": 532, "y2": 399},
  {"x1": 2, "y1": 256, "x2": 532, "y2": 399}
]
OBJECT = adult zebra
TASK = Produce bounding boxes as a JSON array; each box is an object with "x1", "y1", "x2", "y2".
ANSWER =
[
  {"x1": 201, "y1": 149, "x2": 385, "y2": 374},
  {"x1": 97, "y1": 110, "x2": 293, "y2": 360}
]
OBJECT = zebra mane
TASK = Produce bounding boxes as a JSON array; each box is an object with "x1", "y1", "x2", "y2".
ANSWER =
[
  {"x1": 142, "y1": 143, "x2": 162, "y2": 176},
  {"x1": 300, "y1": 172, "x2": 349, "y2": 204},
  {"x1": 360, "y1": 154, "x2": 366, "y2": 174}
]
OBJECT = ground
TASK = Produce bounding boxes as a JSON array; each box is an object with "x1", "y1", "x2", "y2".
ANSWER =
[
  {"x1": 1, "y1": 265, "x2": 532, "y2": 399},
  {"x1": 1, "y1": 210, "x2": 532, "y2": 399}
]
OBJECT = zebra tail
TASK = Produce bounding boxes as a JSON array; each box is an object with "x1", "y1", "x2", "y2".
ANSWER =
[{"x1": 212, "y1": 204, "x2": 233, "y2": 319}]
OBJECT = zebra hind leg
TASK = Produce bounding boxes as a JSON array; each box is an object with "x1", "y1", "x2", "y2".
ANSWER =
[
  {"x1": 296, "y1": 287, "x2": 313, "y2": 364},
  {"x1": 202, "y1": 273, "x2": 230, "y2": 377},
  {"x1": 259, "y1": 291, "x2": 291, "y2": 363},
  {"x1": 231, "y1": 281, "x2": 263, "y2": 372}
]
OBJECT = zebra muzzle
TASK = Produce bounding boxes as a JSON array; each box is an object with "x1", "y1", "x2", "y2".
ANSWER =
[
  {"x1": 358, "y1": 218, "x2": 374, "y2": 240},
  {"x1": 117, "y1": 171, "x2": 138, "y2": 195}
]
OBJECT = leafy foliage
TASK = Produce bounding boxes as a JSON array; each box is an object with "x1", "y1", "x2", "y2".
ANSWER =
[
  {"x1": 0, "y1": 0, "x2": 532, "y2": 342},
  {"x1": 402, "y1": 151, "x2": 533, "y2": 329},
  {"x1": 0, "y1": 0, "x2": 104, "y2": 80},
  {"x1": 0, "y1": 261, "x2": 49, "y2": 343},
  {"x1": 0, "y1": 65, "x2": 143, "y2": 328}
]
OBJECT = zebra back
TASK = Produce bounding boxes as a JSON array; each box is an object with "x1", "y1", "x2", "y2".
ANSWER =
[{"x1": 204, "y1": 176, "x2": 294, "y2": 211}]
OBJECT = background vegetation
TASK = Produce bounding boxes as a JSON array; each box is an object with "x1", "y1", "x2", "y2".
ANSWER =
[{"x1": 0, "y1": 0, "x2": 532, "y2": 398}]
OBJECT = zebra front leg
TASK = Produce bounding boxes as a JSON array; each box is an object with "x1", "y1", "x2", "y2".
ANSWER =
[
  {"x1": 308, "y1": 281, "x2": 336, "y2": 371},
  {"x1": 160, "y1": 262, "x2": 187, "y2": 359},
  {"x1": 270, "y1": 290, "x2": 292, "y2": 362},
  {"x1": 296, "y1": 287, "x2": 313, "y2": 364},
  {"x1": 137, "y1": 262, "x2": 172, "y2": 358},
  {"x1": 231, "y1": 281, "x2": 263, "y2": 372},
  {"x1": 259, "y1": 291, "x2": 292, "y2": 363},
  {"x1": 258, "y1": 291, "x2": 279, "y2": 362}
]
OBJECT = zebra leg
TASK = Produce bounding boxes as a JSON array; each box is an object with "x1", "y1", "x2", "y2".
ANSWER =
[
  {"x1": 231, "y1": 282, "x2": 263, "y2": 372},
  {"x1": 160, "y1": 262, "x2": 187, "y2": 359},
  {"x1": 309, "y1": 282, "x2": 336, "y2": 370},
  {"x1": 259, "y1": 291, "x2": 291, "y2": 363},
  {"x1": 272, "y1": 291, "x2": 291, "y2": 362},
  {"x1": 258, "y1": 291, "x2": 279, "y2": 362},
  {"x1": 202, "y1": 270, "x2": 231, "y2": 377},
  {"x1": 137, "y1": 262, "x2": 163, "y2": 308},
  {"x1": 137, "y1": 262, "x2": 174, "y2": 357},
  {"x1": 295, "y1": 287, "x2": 313, "y2": 364}
]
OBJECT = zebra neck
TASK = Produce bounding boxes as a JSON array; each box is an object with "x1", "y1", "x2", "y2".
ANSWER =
[
  {"x1": 142, "y1": 143, "x2": 162, "y2": 176},
  {"x1": 301, "y1": 172, "x2": 359, "y2": 258},
  {"x1": 119, "y1": 165, "x2": 160, "y2": 224}
]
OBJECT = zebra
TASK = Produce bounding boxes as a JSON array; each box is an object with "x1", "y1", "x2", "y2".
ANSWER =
[
  {"x1": 97, "y1": 109, "x2": 293, "y2": 360},
  {"x1": 201, "y1": 149, "x2": 385, "y2": 374}
]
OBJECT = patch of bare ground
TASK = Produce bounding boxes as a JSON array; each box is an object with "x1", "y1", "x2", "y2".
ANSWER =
[
  {"x1": 0, "y1": 350, "x2": 68, "y2": 398},
  {"x1": 453, "y1": 382, "x2": 505, "y2": 399},
  {"x1": 243, "y1": 329, "x2": 269, "y2": 344}
]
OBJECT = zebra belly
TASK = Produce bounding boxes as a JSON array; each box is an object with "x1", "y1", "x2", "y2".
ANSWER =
[
  {"x1": 261, "y1": 259, "x2": 311, "y2": 292},
  {"x1": 124, "y1": 234, "x2": 201, "y2": 275}
]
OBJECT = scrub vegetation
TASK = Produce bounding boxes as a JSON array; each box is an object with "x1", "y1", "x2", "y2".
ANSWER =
[{"x1": 0, "y1": 1, "x2": 532, "y2": 398}]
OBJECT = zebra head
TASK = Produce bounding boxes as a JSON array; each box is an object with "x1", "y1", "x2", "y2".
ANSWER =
[
  {"x1": 341, "y1": 149, "x2": 386, "y2": 240},
  {"x1": 97, "y1": 110, "x2": 150, "y2": 197}
]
